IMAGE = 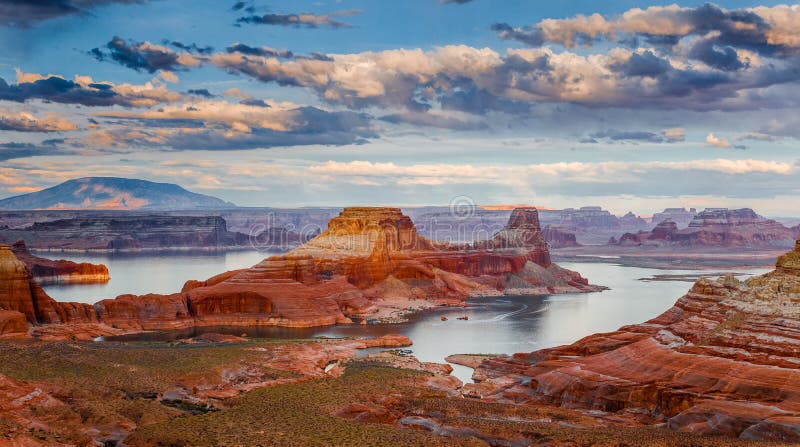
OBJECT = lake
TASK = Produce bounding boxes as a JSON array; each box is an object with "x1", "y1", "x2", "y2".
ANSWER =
[{"x1": 40, "y1": 252, "x2": 769, "y2": 382}]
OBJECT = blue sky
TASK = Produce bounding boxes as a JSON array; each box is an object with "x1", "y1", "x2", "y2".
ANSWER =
[{"x1": 1, "y1": 0, "x2": 800, "y2": 215}]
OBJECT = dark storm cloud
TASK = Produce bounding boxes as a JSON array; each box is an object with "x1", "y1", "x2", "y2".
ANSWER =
[
  {"x1": 612, "y1": 51, "x2": 672, "y2": 78},
  {"x1": 187, "y1": 89, "x2": 214, "y2": 98},
  {"x1": 380, "y1": 112, "x2": 488, "y2": 130},
  {"x1": 239, "y1": 98, "x2": 269, "y2": 107},
  {"x1": 235, "y1": 10, "x2": 361, "y2": 29},
  {"x1": 491, "y1": 23, "x2": 545, "y2": 47},
  {"x1": 90, "y1": 37, "x2": 184, "y2": 73},
  {"x1": 167, "y1": 41, "x2": 214, "y2": 55},
  {"x1": 0, "y1": 76, "x2": 115, "y2": 105},
  {"x1": 0, "y1": 75, "x2": 177, "y2": 107},
  {"x1": 0, "y1": 142, "x2": 58, "y2": 161},
  {"x1": 226, "y1": 43, "x2": 294, "y2": 59},
  {"x1": 0, "y1": 0, "x2": 144, "y2": 27},
  {"x1": 589, "y1": 129, "x2": 674, "y2": 143},
  {"x1": 689, "y1": 40, "x2": 746, "y2": 71}
]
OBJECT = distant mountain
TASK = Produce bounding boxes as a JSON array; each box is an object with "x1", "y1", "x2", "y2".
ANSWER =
[{"x1": 0, "y1": 177, "x2": 236, "y2": 210}]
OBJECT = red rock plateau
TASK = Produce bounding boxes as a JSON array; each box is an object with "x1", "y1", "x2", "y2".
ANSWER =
[
  {"x1": 1, "y1": 207, "x2": 600, "y2": 339},
  {"x1": 617, "y1": 208, "x2": 796, "y2": 248},
  {"x1": 10, "y1": 240, "x2": 109, "y2": 284},
  {"x1": 469, "y1": 239, "x2": 800, "y2": 442}
]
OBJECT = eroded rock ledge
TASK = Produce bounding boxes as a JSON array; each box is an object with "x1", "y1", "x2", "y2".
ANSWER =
[
  {"x1": 1, "y1": 207, "x2": 601, "y2": 339},
  {"x1": 469, "y1": 239, "x2": 800, "y2": 442},
  {"x1": 11, "y1": 240, "x2": 109, "y2": 284}
]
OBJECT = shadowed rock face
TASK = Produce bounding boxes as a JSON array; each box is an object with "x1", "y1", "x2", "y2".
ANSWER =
[
  {"x1": 0, "y1": 244, "x2": 96, "y2": 328},
  {"x1": 22, "y1": 207, "x2": 600, "y2": 336},
  {"x1": 542, "y1": 225, "x2": 579, "y2": 248},
  {"x1": 471, "y1": 240, "x2": 800, "y2": 442},
  {"x1": 11, "y1": 240, "x2": 109, "y2": 284},
  {"x1": 0, "y1": 310, "x2": 27, "y2": 337}
]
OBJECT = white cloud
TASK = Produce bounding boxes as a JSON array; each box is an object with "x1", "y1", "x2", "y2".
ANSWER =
[{"x1": 706, "y1": 133, "x2": 732, "y2": 148}]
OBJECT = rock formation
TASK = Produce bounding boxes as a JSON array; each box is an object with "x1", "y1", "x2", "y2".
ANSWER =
[
  {"x1": 91, "y1": 207, "x2": 599, "y2": 332},
  {"x1": 615, "y1": 208, "x2": 796, "y2": 248},
  {"x1": 0, "y1": 310, "x2": 27, "y2": 337},
  {"x1": 11, "y1": 240, "x2": 109, "y2": 283},
  {"x1": 0, "y1": 208, "x2": 333, "y2": 251},
  {"x1": 19, "y1": 207, "x2": 600, "y2": 337},
  {"x1": 470, "y1": 240, "x2": 800, "y2": 441},
  {"x1": 542, "y1": 225, "x2": 579, "y2": 248},
  {"x1": 406, "y1": 205, "x2": 648, "y2": 246},
  {"x1": 651, "y1": 207, "x2": 697, "y2": 228},
  {"x1": 0, "y1": 244, "x2": 96, "y2": 328}
]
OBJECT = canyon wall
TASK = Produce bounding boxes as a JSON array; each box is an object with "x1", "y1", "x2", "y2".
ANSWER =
[{"x1": 471, "y1": 239, "x2": 800, "y2": 441}]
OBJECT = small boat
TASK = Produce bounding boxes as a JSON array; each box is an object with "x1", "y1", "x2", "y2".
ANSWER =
[
  {"x1": 440, "y1": 316, "x2": 448, "y2": 321},
  {"x1": 457, "y1": 315, "x2": 469, "y2": 321}
]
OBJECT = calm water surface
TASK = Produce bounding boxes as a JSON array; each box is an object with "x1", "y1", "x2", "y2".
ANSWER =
[
  {"x1": 38, "y1": 250, "x2": 272, "y2": 302},
  {"x1": 41, "y1": 253, "x2": 769, "y2": 382}
]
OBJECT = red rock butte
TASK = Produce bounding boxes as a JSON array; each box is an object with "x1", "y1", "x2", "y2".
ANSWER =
[
  {"x1": 0, "y1": 207, "x2": 601, "y2": 338},
  {"x1": 11, "y1": 240, "x2": 109, "y2": 284},
  {"x1": 469, "y1": 238, "x2": 800, "y2": 442}
]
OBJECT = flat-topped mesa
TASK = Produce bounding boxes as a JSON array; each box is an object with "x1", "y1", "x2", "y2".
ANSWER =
[
  {"x1": 299, "y1": 207, "x2": 435, "y2": 255},
  {"x1": 11, "y1": 240, "x2": 109, "y2": 284}
]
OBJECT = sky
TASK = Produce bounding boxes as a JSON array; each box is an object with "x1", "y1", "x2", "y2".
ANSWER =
[{"x1": 1, "y1": 0, "x2": 800, "y2": 215}]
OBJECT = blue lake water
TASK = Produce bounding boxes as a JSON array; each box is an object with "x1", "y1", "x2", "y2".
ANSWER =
[{"x1": 40, "y1": 252, "x2": 769, "y2": 382}]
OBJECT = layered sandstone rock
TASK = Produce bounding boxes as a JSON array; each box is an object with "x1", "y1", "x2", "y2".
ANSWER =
[
  {"x1": 11, "y1": 240, "x2": 109, "y2": 283},
  {"x1": 0, "y1": 244, "x2": 96, "y2": 326},
  {"x1": 3, "y1": 207, "x2": 597, "y2": 337},
  {"x1": 542, "y1": 225, "x2": 579, "y2": 248},
  {"x1": 68, "y1": 207, "x2": 600, "y2": 334},
  {"x1": 471, "y1": 240, "x2": 800, "y2": 441},
  {"x1": 616, "y1": 208, "x2": 796, "y2": 248},
  {"x1": 0, "y1": 310, "x2": 27, "y2": 337}
]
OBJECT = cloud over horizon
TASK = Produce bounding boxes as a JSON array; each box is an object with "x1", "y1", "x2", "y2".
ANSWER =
[{"x1": 1, "y1": 1, "x2": 798, "y2": 212}]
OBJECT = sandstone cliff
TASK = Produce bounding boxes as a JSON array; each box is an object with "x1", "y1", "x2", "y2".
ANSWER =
[
  {"x1": 17, "y1": 207, "x2": 600, "y2": 336},
  {"x1": 0, "y1": 244, "x2": 97, "y2": 331},
  {"x1": 470, "y1": 239, "x2": 800, "y2": 442},
  {"x1": 90, "y1": 207, "x2": 599, "y2": 331},
  {"x1": 11, "y1": 240, "x2": 109, "y2": 284}
]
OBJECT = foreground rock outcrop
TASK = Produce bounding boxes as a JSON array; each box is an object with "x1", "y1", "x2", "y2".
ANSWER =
[
  {"x1": 0, "y1": 244, "x2": 97, "y2": 331},
  {"x1": 11, "y1": 240, "x2": 109, "y2": 283},
  {"x1": 471, "y1": 239, "x2": 800, "y2": 442},
  {"x1": 9, "y1": 207, "x2": 600, "y2": 338}
]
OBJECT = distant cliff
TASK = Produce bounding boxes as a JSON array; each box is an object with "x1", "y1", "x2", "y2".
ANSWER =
[{"x1": 615, "y1": 208, "x2": 796, "y2": 248}]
